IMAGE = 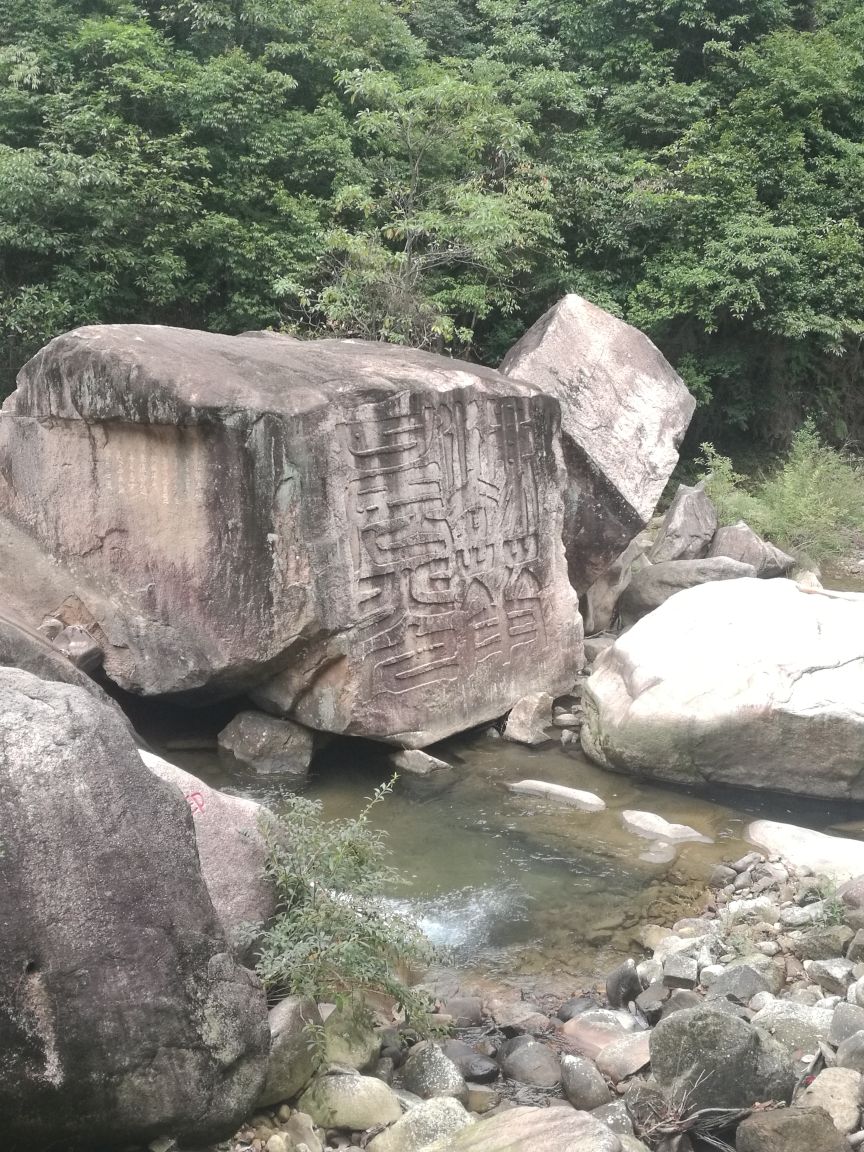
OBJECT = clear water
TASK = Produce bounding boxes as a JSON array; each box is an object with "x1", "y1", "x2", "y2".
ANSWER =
[{"x1": 153, "y1": 719, "x2": 864, "y2": 1000}]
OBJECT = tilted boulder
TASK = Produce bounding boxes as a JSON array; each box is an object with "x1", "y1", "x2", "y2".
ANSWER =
[
  {"x1": 500, "y1": 294, "x2": 694, "y2": 591},
  {"x1": 708, "y1": 520, "x2": 795, "y2": 577},
  {"x1": 0, "y1": 325, "x2": 581, "y2": 746},
  {"x1": 582, "y1": 579, "x2": 864, "y2": 798},
  {"x1": 583, "y1": 532, "x2": 652, "y2": 635},
  {"x1": 0, "y1": 669, "x2": 269, "y2": 1150},
  {"x1": 140, "y1": 749, "x2": 277, "y2": 959},
  {"x1": 648, "y1": 481, "x2": 717, "y2": 563}
]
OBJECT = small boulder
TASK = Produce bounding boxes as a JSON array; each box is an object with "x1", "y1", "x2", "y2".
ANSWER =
[
  {"x1": 323, "y1": 1004, "x2": 381, "y2": 1072},
  {"x1": 592, "y1": 1099, "x2": 634, "y2": 1135},
  {"x1": 583, "y1": 533, "x2": 653, "y2": 635},
  {"x1": 367, "y1": 1097, "x2": 475, "y2": 1152},
  {"x1": 402, "y1": 1043, "x2": 468, "y2": 1102},
  {"x1": 595, "y1": 1032, "x2": 650, "y2": 1082},
  {"x1": 794, "y1": 925, "x2": 855, "y2": 961},
  {"x1": 389, "y1": 749, "x2": 452, "y2": 776},
  {"x1": 795, "y1": 1067, "x2": 862, "y2": 1133},
  {"x1": 298, "y1": 1073, "x2": 402, "y2": 1130},
  {"x1": 498, "y1": 1039, "x2": 561, "y2": 1087},
  {"x1": 736, "y1": 1106, "x2": 850, "y2": 1151},
  {"x1": 439, "y1": 1040, "x2": 498, "y2": 1084},
  {"x1": 422, "y1": 1104, "x2": 623, "y2": 1151},
  {"x1": 828, "y1": 1002, "x2": 864, "y2": 1046},
  {"x1": 649, "y1": 482, "x2": 717, "y2": 563},
  {"x1": 258, "y1": 997, "x2": 322, "y2": 1106},
  {"x1": 560, "y1": 1054, "x2": 612, "y2": 1110},
  {"x1": 218, "y1": 710, "x2": 315, "y2": 781},
  {"x1": 507, "y1": 779, "x2": 605, "y2": 810},
  {"x1": 708, "y1": 521, "x2": 795, "y2": 578},
  {"x1": 750, "y1": 1001, "x2": 834, "y2": 1072},
  {"x1": 806, "y1": 959, "x2": 856, "y2": 997},
  {"x1": 835, "y1": 1030, "x2": 864, "y2": 1073},
  {"x1": 503, "y1": 693, "x2": 553, "y2": 746}
]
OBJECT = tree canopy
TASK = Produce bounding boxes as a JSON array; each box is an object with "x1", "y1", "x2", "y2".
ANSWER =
[{"x1": 2, "y1": 0, "x2": 863, "y2": 446}]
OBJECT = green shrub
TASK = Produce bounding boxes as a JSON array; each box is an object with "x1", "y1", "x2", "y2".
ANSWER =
[
  {"x1": 254, "y1": 777, "x2": 437, "y2": 1034},
  {"x1": 698, "y1": 422, "x2": 864, "y2": 563}
]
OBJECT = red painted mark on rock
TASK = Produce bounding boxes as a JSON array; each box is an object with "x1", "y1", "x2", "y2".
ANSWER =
[{"x1": 185, "y1": 791, "x2": 206, "y2": 815}]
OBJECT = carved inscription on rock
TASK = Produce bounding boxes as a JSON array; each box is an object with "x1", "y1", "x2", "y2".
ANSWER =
[{"x1": 340, "y1": 392, "x2": 552, "y2": 704}]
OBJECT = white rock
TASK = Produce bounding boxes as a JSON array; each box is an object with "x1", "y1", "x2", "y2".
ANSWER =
[
  {"x1": 503, "y1": 693, "x2": 554, "y2": 746},
  {"x1": 621, "y1": 810, "x2": 712, "y2": 844},
  {"x1": 507, "y1": 780, "x2": 605, "y2": 811},
  {"x1": 390, "y1": 749, "x2": 452, "y2": 776},
  {"x1": 749, "y1": 820, "x2": 864, "y2": 884}
]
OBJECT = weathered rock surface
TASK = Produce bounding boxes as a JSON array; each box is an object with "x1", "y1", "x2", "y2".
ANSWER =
[
  {"x1": 507, "y1": 779, "x2": 605, "y2": 810},
  {"x1": 648, "y1": 482, "x2": 717, "y2": 563},
  {"x1": 367, "y1": 1097, "x2": 476, "y2": 1152},
  {"x1": 749, "y1": 821, "x2": 864, "y2": 883},
  {"x1": 500, "y1": 294, "x2": 694, "y2": 591},
  {"x1": 583, "y1": 532, "x2": 652, "y2": 635},
  {"x1": 140, "y1": 749, "x2": 277, "y2": 958},
  {"x1": 560, "y1": 1054, "x2": 612, "y2": 1110},
  {"x1": 217, "y1": 710, "x2": 315, "y2": 780},
  {"x1": 708, "y1": 520, "x2": 795, "y2": 577},
  {"x1": 258, "y1": 997, "x2": 322, "y2": 1106},
  {"x1": 795, "y1": 1067, "x2": 862, "y2": 1133},
  {"x1": 298, "y1": 1073, "x2": 402, "y2": 1130},
  {"x1": 1, "y1": 324, "x2": 581, "y2": 746},
  {"x1": 650, "y1": 1006, "x2": 795, "y2": 1109},
  {"x1": 424, "y1": 1105, "x2": 623, "y2": 1152},
  {"x1": 0, "y1": 670, "x2": 269, "y2": 1149},
  {"x1": 402, "y1": 1043, "x2": 468, "y2": 1102},
  {"x1": 617, "y1": 556, "x2": 755, "y2": 624},
  {"x1": 497, "y1": 1037, "x2": 561, "y2": 1086},
  {"x1": 582, "y1": 579, "x2": 864, "y2": 798},
  {"x1": 736, "y1": 1107, "x2": 851, "y2": 1152},
  {"x1": 502, "y1": 691, "x2": 553, "y2": 745}
]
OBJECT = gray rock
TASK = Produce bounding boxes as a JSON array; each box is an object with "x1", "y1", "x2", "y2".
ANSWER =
[
  {"x1": 420, "y1": 1104, "x2": 623, "y2": 1152},
  {"x1": 828, "y1": 1002, "x2": 864, "y2": 1047},
  {"x1": 141, "y1": 750, "x2": 277, "y2": 961},
  {"x1": 836, "y1": 1030, "x2": 864, "y2": 1073},
  {"x1": 794, "y1": 925, "x2": 855, "y2": 961},
  {"x1": 592, "y1": 1099, "x2": 634, "y2": 1136},
  {"x1": 663, "y1": 954, "x2": 698, "y2": 990},
  {"x1": 298, "y1": 1073, "x2": 402, "y2": 1130},
  {"x1": 584, "y1": 634, "x2": 617, "y2": 664},
  {"x1": 498, "y1": 1039, "x2": 561, "y2": 1087},
  {"x1": 708, "y1": 521, "x2": 795, "y2": 578},
  {"x1": 650, "y1": 1006, "x2": 795, "y2": 1109},
  {"x1": 322, "y1": 1004, "x2": 381, "y2": 1072},
  {"x1": 707, "y1": 958, "x2": 784, "y2": 1004},
  {"x1": 736, "y1": 1107, "x2": 851, "y2": 1151},
  {"x1": 367, "y1": 1097, "x2": 475, "y2": 1152},
  {"x1": 3, "y1": 325, "x2": 582, "y2": 746},
  {"x1": 806, "y1": 959, "x2": 856, "y2": 996},
  {"x1": 595, "y1": 1032, "x2": 651, "y2": 1082},
  {"x1": 751, "y1": 1001, "x2": 835, "y2": 1071},
  {"x1": 218, "y1": 710, "x2": 315, "y2": 780},
  {"x1": 439, "y1": 1040, "x2": 498, "y2": 1084},
  {"x1": 847, "y1": 929, "x2": 864, "y2": 963},
  {"x1": 0, "y1": 670, "x2": 269, "y2": 1149},
  {"x1": 606, "y1": 959, "x2": 643, "y2": 1008},
  {"x1": 618, "y1": 556, "x2": 755, "y2": 625},
  {"x1": 582, "y1": 579, "x2": 864, "y2": 799},
  {"x1": 500, "y1": 293, "x2": 694, "y2": 592},
  {"x1": 258, "y1": 997, "x2": 322, "y2": 1106},
  {"x1": 503, "y1": 693, "x2": 553, "y2": 746},
  {"x1": 795, "y1": 1067, "x2": 862, "y2": 1134},
  {"x1": 390, "y1": 749, "x2": 452, "y2": 776},
  {"x1": 583, "y1": 534, "x2": 653, "y2": 635},
  {"x1": 557, "y1": 995, "x2": 597, "y2": 1023},
  {"x1": 52, "y1": 623, "x2": 104, "y2": 671},
  {"x1": 649, "y1": 482, "x2": 717, "y2": 563},
  {"x1": 403, "y1": 1043, "x2": 468, "y2": 1102},
  {"x1": 560, "y1": 1054, "x2": 612, "y2": 1110}
]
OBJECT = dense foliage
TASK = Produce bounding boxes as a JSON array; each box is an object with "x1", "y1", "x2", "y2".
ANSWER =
[
  {"x1": 2, "y1": 0, "x2": 864, "y2": 444},
  {"x1": 254, "y1": 778, "x2": 436, "y2": 1030},
  {"x1": 699, "y1": 422, "x2": 864, "y2": 562}
]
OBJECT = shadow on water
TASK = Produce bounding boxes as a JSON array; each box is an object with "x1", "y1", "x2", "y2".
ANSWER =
[{"x1": 156, "y1": 718, "x2": 864, "y2": 998}]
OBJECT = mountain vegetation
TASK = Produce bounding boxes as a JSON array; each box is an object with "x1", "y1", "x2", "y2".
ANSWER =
[{"x1": 2, "y1": 0, "x2": 863, "y2": 447}]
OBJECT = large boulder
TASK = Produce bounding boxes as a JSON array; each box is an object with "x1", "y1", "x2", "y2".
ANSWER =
[
  {"x1": 582, "y1": 579, "x2": 864, "y2": 798},
  {"x1": 140, "y1": 749, "x2": 277, "y2": 959},
  {"x1": 617, "y1": 556, "x2": 755, "y2": 625},
  {"x1": 708, "y1": 520, "x2": 795, "y2": 577},
  {"x1": 648, "y1": 482, "x2": 717, "y2": 563},
  {"x1": 0, "y1": 325, "x2": 581, "y2": 747},
  {"x1": 500, "y1": 294, "x2": 694, "y2": 591},
  {"x1": 0, "y1": 669, "x2": 269, "y2": 1150},
  {"x1": 424, "y1": 1105, "x2": 622, "y2": 1152}
]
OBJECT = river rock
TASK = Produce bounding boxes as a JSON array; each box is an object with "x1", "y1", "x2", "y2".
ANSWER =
[
  {"x1": 617, "y1": 556, "x2": 755, "y2": 624},
  {"x1": 829, "y1": 1003, "x2": 864, "y2": 1046},
  {"x1": 650, "y1": 1005, "x2": 795, "y2": 1109},
  {"x1": 498, "y1": 1038, "x2": 561, "y2": 1086},
  {"x1": 423, "y1": 1104, "x2": 623, "y2": 1152},
  {"x1": 707, "y1": 957, "x2": 784, "y2": 1003},
  {"x1": 806, "y1": 958, "x2": 856, "y2": 996},
  {"x1": 582, "y1": 579, "x2": 864, "y2": 798},
  {"x1": 794, "y1": 925, "x2": 855, "y2": 961},
  {"x1": 560, "y1": 1010, "x2": 635, "y2": 1060},
  {"x1": 298, "y1": 1073, "x2": 402, "y2": 1130},
  {"x1": 736, "y1": 1107, "x2": 851, "y2": 1152},
  {"x1": 648, "y1": 482, "x2": 717, "y2": 563},
  {"x1": 592, "y1": 1099, "x2": 634, "y2": 1135},
  {"x1": 595, "y1": 1032, "x2": 651, "y2": 1081},
  {"x1": 500, "y1": 294, "x2": 694, "y2": 591},
  {"x1": 836, "y1": 1030, "x2": 864, "y2": 1072},
  {"x1": 367, "y1": 1097, "x2": 476, "y2": 1152},
  {"x1": 403, "y1": 1043, "x2": 468, "y2": 1102},
  {"x1": 507, "y1": 779, "x2": 605, "y2": 810},
  {"x1": 140, "y1": 750, "x2": 277, "y2": 959},
  {"x1": 258, "y1": 998, "x2": 322, "y2": 1106},
  {"x1": 0, "y1": 670, "x2": 269, "y2": 1149},
  {"x1": 621, "y1": 810, "x2": 712, "y2": 844},
  {"x1": 217, "y1": 710, "x2": 315, "y2": 780},
  {"x1": 560, "y1": 1054, "x2": 612, "y2": 1110},
  {"x1": 390, "y1": 749, "x2": 453, "y2": 775},
  {"x1": 708, "y1": 520, "x2": 795, "y2": 577},
  {"x1": 439, "y1": 1040, "x2": 499, "y2": 1084},
  {"x1": 750, "y1": 1000, "x2": 834, "y2": 1070},
  {"x1": 795, "y1": 1067, "x2": 862, "y2": 1133},
  {"x1": 583, "y1": 533, "x2": 653, "y2": 635},
  {"x1": 2, "y1": 325, "x2": 581, "y2": 747},
  {"x1": 503, "y1": 692, "x2": 553, "y2": 745},
  {"x1": 606, "y1": 959, "x2": 642, "y2": 1008},
  {"x1": 322, "y1": 1003, "x2": 381, "y2": 1072}
]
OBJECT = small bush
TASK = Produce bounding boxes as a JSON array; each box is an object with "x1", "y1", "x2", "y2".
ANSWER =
[
  {"x1": 254, "y1": 777, "x2": 437, "y2": 1033},
  {"x1": 698, "y1": 421, "x2": 864, "y2": 563}
]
